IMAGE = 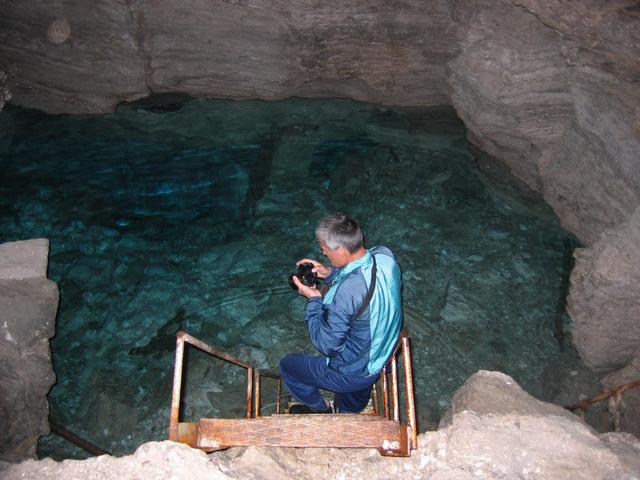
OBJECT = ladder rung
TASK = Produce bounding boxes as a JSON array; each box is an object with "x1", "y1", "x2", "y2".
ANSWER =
[{"x1": 195, "y1": 416, "x2": 408, "y2": 454}]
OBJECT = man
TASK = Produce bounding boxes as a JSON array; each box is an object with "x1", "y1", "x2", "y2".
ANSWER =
[{"x1": 280, "y1": 213, "x2": 403, "y2": 414}]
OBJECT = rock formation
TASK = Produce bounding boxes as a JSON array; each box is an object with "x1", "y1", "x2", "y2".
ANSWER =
[
  {"x1": 0, "y1": 69, "x2": 10, "y2": 111},
  {"x1": 0, "y1": 0, "x2": 455, "y2": 114},
  {"x1": 568, "y1": 209, "x2": 640, "y2": 373},
  {"x1": 0, "y1": 239, "x2": 59, "y2": 462},
  {"x1": 446, "y1": 3, "x2": 640, "y2": 420},
  {"x1": 2, "y1": 371, "x2": 638, "y2": 479},
  {"x1": 0, "y1": 0, "x2": 638, "y2": 444}
]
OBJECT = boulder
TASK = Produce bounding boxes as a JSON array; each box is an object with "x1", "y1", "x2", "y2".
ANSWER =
[
  {"x1": 433, "y1": 371, "x2": 640, "y2": 480},
  {"x1": 438, "y1": 370, "x2": 577, "y2": 428},
  {"x1": 568, "y1": 208, "x2": 640, "y2": 372},
  {"x1": 0, "y1": 239, "x2": 59, "y2": 462}
]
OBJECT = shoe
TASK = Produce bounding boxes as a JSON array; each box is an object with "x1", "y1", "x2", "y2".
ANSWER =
[{"x1": 288, "y1": 403, "x2": 333, "y2": 414}]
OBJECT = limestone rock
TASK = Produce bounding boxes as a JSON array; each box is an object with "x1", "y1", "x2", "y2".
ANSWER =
[
  {"x1": 0, "y1": 238, "x2": 58, "y2": 462},
  {"x1": 0, "y1": 239, "x2": 50, "y2": 280},
  {"x1": 602, "y1": 356, "x2": 640, "y2": 439},
  {"x1": 0, "y1": 441, "x2": 228, "y2": 479},
  {"x1": 447, "y1": 0, "x2": 640, "y2": 245},
  {"x1": 3, "y1": 371, "x2": 640, "y2": 479},
  {"x1": 0, "y1": 0, "x2": 148, "y2": 114},
  {"x1": 0, "y1": 1, "x2": 456, "y2": 114},
  {"x1": 428, "y1": 410, "x2": 639, "y2": 480},
  {"x1": 568, "y1": 208, "x2": 640, "y2": 372},
  {"x1": 434, "y1": 371, "x2": 640, "y2": 479},
  {"x1": 448, "y1": 0, "x2": 572, "y2": 193},
  {"x1": 438, "y1": 370, "x2": 577, "y2": 428},
  {"x1": 0, "y1": 69, "x2": 10, "y2": 111}
]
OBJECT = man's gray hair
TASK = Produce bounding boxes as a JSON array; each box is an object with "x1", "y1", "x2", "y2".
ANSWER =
[{"x1": 315, "y1": 214, "x2": 364, "y2": 253}]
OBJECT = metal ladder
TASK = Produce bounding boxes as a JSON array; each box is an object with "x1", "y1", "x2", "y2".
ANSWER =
[{"x1": 168, "y1": 330, "x2": 418, "y2": 456}]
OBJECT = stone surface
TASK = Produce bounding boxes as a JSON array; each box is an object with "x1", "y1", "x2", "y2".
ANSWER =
[
  {"x1": 448, "y1": 0, "x2": 640, "y2": 246},
  {"x1": 568, "y1": 208, "x2": 640, "y2": 372},
  {"x1": 0, "y1": 239, "x2": 58, "y2": 462},
  {"x1": 0, "y1": 441, "x2": 227, "y2": 480},
  {"x1": 433, "y1": 371, "x2": 640, "y2": 479},
  {"x1": 0, "y1": 0, "x2": 148, "y2": 114},
  {"x1": 3, "y1": 371, "x2": 639, "y2": 479},
  {"x1": 0, "y1": 0, "x2": 455, "y2": 114},
  {"x1": 446, "y1": 0, "x2": 640, "y2": 379},
  {"x1": 602, "y1": 355, "x2": 640, "y2": 439},
  {"x1": 0, "y1": 239, "x2": 50, "y2": 280},
  {"x1": 0, "y1": 69, "x2": 10, "y2": 111},
  {"x1": 438, "y1": 370, "x2": 577, "y2": 428}
]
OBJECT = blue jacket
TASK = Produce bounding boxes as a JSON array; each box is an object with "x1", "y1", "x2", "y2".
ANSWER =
[{"x1": 305, "y1": 246, "x2": 403, "y2": 377}]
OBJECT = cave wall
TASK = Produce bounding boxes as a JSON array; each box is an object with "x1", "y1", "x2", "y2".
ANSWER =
[
  {"x1": 448, "y1": 0, "x2": 640, "y2": 245},
  {"x1": 0, "y1": 0, "x2": 455, "y2": 114},
  {"x1": 447, "y1": 0, "x2": 640, "y2": 375},
  {"x1": 0, "y1": 0, "x2": 638, "y2": 383}
]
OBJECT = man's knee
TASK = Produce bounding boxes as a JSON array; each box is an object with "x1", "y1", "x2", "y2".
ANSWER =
[{"x1": 279, "y1": 354, "x2": 297, "y2": 376}]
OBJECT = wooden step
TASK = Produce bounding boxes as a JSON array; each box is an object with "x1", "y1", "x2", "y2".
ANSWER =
[{"x1": 193, "y1": 415, "x2": 409, "y2": 456}]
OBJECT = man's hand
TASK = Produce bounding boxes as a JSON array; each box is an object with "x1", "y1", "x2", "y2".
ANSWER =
[
  {"x1": 292, "y1": 275, "x2": 322, "y2": 299},
  {"x1": 296, "y1": 258, "x2": 331, "y2": 279}
]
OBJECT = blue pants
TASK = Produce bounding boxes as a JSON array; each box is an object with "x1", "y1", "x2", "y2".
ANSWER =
[{"x1": 279, "y1": 353, "x2": 379, "y2": 413}]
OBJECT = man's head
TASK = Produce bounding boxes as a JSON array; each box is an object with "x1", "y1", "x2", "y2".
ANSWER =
[{"x1": 315, "y1": 214, "x2": 365, "y2": 267}]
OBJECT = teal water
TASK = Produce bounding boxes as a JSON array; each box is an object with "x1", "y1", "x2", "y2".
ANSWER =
[{"x1": 0, "y1": 97, "x2": 598, "y2": 458}]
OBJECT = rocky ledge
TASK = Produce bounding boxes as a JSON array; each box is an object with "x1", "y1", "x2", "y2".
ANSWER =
[
  {"x1": 0, "y1": 239, "x2": 59, "y2": 463},
  {"x1": 2, "y1": 371, "x2": 638, "y2": 480}
]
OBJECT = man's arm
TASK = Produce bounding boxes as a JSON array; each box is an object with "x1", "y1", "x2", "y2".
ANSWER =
[
  {"x1": 304, "y1": 274, "x2": 367, "y2": 357},
  {"x1": 304, "y1": 297, "x2": 352, "y2": 357}
]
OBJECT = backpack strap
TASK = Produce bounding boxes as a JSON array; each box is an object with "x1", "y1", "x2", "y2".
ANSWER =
[{"x1": 353, "y1": 256, "x2": 377, "y2": 321}]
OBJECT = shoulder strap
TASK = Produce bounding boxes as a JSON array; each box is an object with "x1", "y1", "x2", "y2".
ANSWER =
[{"x1": 353, "y1": 257, "x2": 377, "y2": 321}]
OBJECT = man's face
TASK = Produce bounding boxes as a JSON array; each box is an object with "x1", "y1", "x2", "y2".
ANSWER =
[{"x1": 319, "y1": 239, "x2": 348, "y2": 267}]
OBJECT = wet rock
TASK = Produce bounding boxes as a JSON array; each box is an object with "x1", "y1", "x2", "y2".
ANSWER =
[
  {"x1": 0, "y1": 239, "x2": 58, "y2": 462},
  {"x1": 75, "y1": 369, "x2": 139, "y2": 449}
]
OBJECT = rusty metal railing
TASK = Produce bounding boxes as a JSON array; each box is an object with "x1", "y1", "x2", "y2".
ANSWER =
[
  {"x1": 49, "y1": 420, "x2": 110, "y2": 457},
  {"x1": 566, "y1": 379, "x2": 640, "y2": 431},
  {"x1": 169, "y1": 329, "x2": 417, "y2": 454},
  {"x1": 169, "y1": 331, "x2": 254, "y2": 442},
  {"x1": 371, "y1": 330, "x2": 418, "y2": 450},
  {"x1": 253, "y1": 370, "x2": 283, "y2": 417}
]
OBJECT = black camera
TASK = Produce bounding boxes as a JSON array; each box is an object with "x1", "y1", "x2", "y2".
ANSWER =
[{"x1": 289, "y1": 262, "x2": 318, "y2": 290}]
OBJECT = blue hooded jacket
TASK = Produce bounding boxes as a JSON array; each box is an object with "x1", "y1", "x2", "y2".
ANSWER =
[{"x1": 304, "y1": 246, "x2": 403, "y2": 377}]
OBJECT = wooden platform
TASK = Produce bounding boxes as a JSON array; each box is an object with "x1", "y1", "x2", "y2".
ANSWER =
[{"x1": 174, "y1": 414, "x2": 410, "y2": 456}]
